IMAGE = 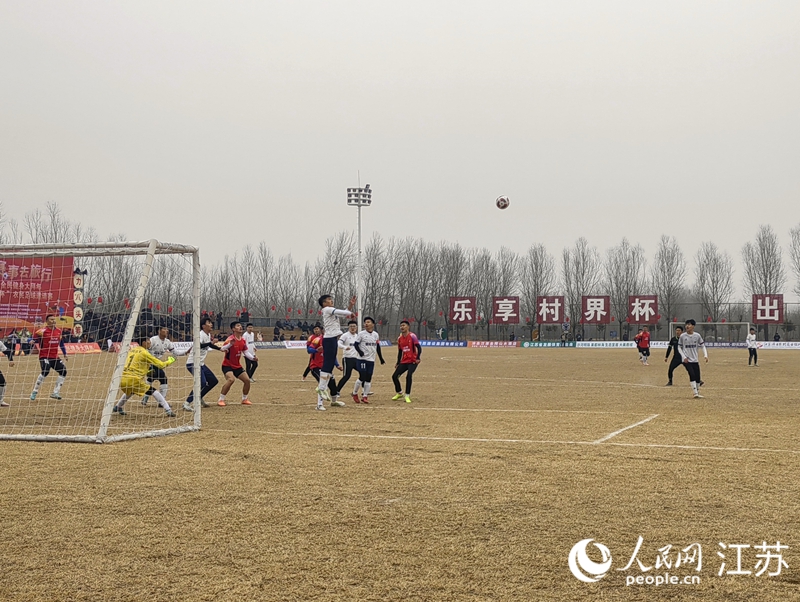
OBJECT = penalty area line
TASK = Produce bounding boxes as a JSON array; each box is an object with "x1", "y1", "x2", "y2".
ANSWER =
[{"x1": 593, "y1": 414, "x2": 660, "y2": 444}]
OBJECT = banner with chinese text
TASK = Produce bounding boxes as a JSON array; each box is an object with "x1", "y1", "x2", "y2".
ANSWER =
[{"x1": 0, "y1": 257, "x2": 74, "y2": 324}]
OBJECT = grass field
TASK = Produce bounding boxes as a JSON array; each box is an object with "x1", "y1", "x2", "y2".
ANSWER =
[{"x1": 1, "y1": 347, "x2": 799, "y2": 601}]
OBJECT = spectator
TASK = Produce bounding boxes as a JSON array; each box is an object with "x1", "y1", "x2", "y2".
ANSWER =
[{"x1": 774, "y1": 332, "x2": 781, "y2": 342}]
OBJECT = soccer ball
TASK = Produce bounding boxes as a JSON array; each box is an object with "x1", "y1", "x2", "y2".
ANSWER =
[{"x1": 496, "y1": 196, "x2": 510, "y2": 210}]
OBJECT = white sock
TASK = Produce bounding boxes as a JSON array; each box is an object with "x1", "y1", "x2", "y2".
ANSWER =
[
  {"x1": 242, "y1": 394, "x2": 248, "y2": 401},
  {"x1": 0, "y1": 385, "x2": 5, "y2": 402},
  {"x1": 317, "y1": 392, "x2": 324, "y2": 405},
  {"x1": 159, "y1": 383, "x2": 168, "y2": 398},
  {"x1": 353, "y1": 380, "x2": 362, "y2": 395},
  {"x1": 153, "y1": 390, "x2": 171, "y2": 412},
  {"x1": 116, "y1": 394, "x2": 128, "y2": 408},
  {"x1": 363, "y1": 381, "x2": 371, "y2": 396},
  {"x1": 691, "y1": 382, "x2": 698, "y2": 395},
  {"x1": 54, "y1": 375, "x2": 66, "y2": 393},
  {"x1": 218, "y1": 394, "x2": 226, "y2": 401},
  {"x1": 33, "y1": 374, "x2": 45, "y2": 393},
  {"x1": 319, "y1": 373, "x2": 331, "y2": 391}
]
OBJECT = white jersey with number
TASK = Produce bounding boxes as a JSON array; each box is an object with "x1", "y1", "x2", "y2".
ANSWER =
[
  {"x1": 186, "y1": 331, "x2": 212, "y2": 367},
  {"x1": 746, "y1": 333, "x2": 757, "y2": 349},
  {"x1": 338, "y1": 332, "x2": 359, "y2": 359},
  {"x1": 243, "y1": 331, "x2": 256, "y2": 359},
  {"x1": 678, "y1": 332, "x2": 705, "y2": 363},
  {"x1": 321, "y1": 306, "x2": 352, "y2": 338},
  {"x1": 355, "y1": 330, "x2": 381, "y2": 362},
  {"x1": 149, "y1": 335, "x2": 175, "y2": 358}
]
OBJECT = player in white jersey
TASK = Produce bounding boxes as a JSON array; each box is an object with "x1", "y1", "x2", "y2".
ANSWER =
[
  {"x1": 351, "y1": 317, "x2": 385, "y2": 404},
  {"x1": 336, "y1": 321, "x2": 360, "y2": 395},
  {"x1": 678, "y1": 319, "x2": 708, "y2": 399},
  {"x1": 0, "y1": 340, "x2": 15, "y2": 407},
  {"x1": 183, "y1": 317, "x2": 221, "y2": 411},
  {"x1": 316, "y1": 294, "x2": 355, "y2": 405},
  {"x1": 243, "y1": 323, "x2": 259, "y2": 382},
  {"x1": 142, "y1": 326, "x2": 188, "y2": 406},
  {"x1": 746, "y1": 327, "x2": 759, "y2": 366}
]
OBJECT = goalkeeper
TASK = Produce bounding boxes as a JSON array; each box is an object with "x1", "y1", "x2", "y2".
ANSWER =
[{"x1": 113, "y1": 335, "x2": 177, "y2": 417}]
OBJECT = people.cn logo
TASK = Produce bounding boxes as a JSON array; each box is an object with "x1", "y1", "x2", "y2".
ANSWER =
[{"x1": 568, "y1": 539, "x2": 613, "y2": 583}]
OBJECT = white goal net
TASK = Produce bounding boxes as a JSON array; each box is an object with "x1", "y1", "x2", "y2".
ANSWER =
[{"x1": 0, "y1": 240, "x2": 201, "y2": 443}]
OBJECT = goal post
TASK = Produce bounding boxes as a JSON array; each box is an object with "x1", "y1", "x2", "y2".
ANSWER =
[
  {"x1": 0, "y1": 240, "x2": 202, "y2": 443},
  {"x1": 669, "y1": 321, "x2": 751, "y2": 342}
]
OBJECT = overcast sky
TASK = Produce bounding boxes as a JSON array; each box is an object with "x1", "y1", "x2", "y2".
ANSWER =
[{"x1": 1, "y1": 1, "x2": 799, "y2": 298}]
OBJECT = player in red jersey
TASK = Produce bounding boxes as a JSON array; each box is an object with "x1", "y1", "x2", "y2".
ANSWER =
[
  {"x1": 391, "y1": 320, "x2": 422, "y2": 403},
  {"x1": 30, "y1": 315, "x2": 68, "y2": 400},
  {"x1": 634, "y1": 325, "x2": 651, "y2": 366},
  {"x1": 307, "y1": 325, "x2": 342, "y2": 410},
  {"x1": 217, "y1": 321, "x2": 251, "y2": 407}
]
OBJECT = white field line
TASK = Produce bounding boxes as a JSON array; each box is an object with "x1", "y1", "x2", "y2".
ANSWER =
[
  {"x1": 592, "y1": 414, "x2": 660, "y2": 444},
  {"x1": 263, "y1": 402, "x2": 633, "y2": 414},
  {"x1": 202, "y1": 427, "x2": 800, "y2": 455}
]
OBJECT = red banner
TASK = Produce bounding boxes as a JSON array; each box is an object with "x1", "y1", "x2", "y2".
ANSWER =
[
  {"x1": 628, "y1": 295, "x2": 659, "y2": 324},
  {"x1": 752, "y1": 294, "x2": 784, "y2": 324},
  {"x1": 581, "y1": 296, "x2": 611, "y2": 324},
  {"x1": 0, "y1": 257, "x2": 75, "y2": 325},
  {"x1": 491, "y1": 296, "x2": 520, "y2": 324},
  {"x1": 64, "y1": 342, "x2": 102, "y2": 354},
  {"x1": 536, "y1": 296, "x2": 565, "y2": 324},
  {"x1": 449, "y1": 297, "x2": 477, "y2": 324}
]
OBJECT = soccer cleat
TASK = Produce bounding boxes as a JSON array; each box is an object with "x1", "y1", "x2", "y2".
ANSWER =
[
  {"x1": 316, "y1": 404, "x2": 326, "y2": 411},
  {"x1": 165, "y1": 409, "x2": 177, "y2": 417},
  {"x1": 404, "y1": 395, "x2": 412, "y2": 404},
  {"x1": 217, "y1": 400, "x2": 227, "y2": 407},
  {"x1": 391, "y1": 393, "x2": 404, "y2": 401},
  {"x1": 698, "y1": 381, "x2": 704, "y2": 387},
  {"x1": 112, "y1": 406, "x2": 126, "y2": 416},
  {"x1": 361, "y1": 396, "x2": 369, "y2": 404},
  {"x1": 693, "y1": 394, "x2": 704, "y2": 399},
  {"x1": 183, "y1": 401, "x2": 194, "y2": 412},
  {"x1": 352, "y1": 393, "x2": 361, "y2": 404},
  {"x1": 665, "y1": 381, "x2": 673, "y2": 386},
  {"x1": 200, "y1": 399, "x2": 210, "y2": 408},
  {"x1": 368, "y1": 391, "x2": 374, "y2": 396},
  {"x1": 50, "y1": 393, "x2": 62, "y2": 400},
  {"x1": 0, "y1": 401, "x2": 10, "y2": 408},
  {"x1": 316, "y1": 386, "x2": 332, "y2": 402},
  {"x1": 331, "y1": 399, "x2": 346, "y2": 407},
  {"x1": 141, "y1": 395, "x2": 150, "y2": 406},
  {"x1": 241, "y1": 399, "x2": 252, "y2": 405},
  {"x1": 30, "y1": 391, "x2": 37, "y2": 401}
]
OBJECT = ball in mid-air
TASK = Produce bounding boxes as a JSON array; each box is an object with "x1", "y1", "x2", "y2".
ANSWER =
[{"x1": 496, "y1": 196, "x2": 510, "y2": 210}]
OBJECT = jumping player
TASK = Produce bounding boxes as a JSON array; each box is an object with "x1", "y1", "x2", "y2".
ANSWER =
[
  {"x1": 183, "y1": 317, "x2": 221, "y2": 411},
  {"x1": 113, "y1": 335, "x2": 177, "y2": 416},
  {"x1": 664, "y1": 325, "x2": 683, "y2": 386},
  {"x1": 0, "y1": 339, "x2": 15, "y2": 407},
  {"x1": 391, "y1": 320, "x2": 421, "y2": 403},
  {"x1": 746, "y1": 327, "x2": 759, "y2": 366},
  {"x1": 30, "y1": 315, "x2": 68, "y2": 400},
  {"x1": 316, "y1": 295, "x2": 355, "y2": 403},
  {"x1": 218, "y1": 321, "x2": 251, "y2": 407},
  {"x1": 351, "y1": 316, "x2": 385, "y2": 404},
  {"x1": 336, "y1": 321, "x2": 359, "y2": 393},
  {"x1": 678, "y1": 319, "x2": 708, "y2": 399}
]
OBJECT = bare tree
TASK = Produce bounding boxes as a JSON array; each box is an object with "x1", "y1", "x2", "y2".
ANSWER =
[
  {"x1": 253, "y1": 242, "x2": 275, "y2": 317},
  {"x1": 24, "y1": 201, "x2": 97, "y2": 244},
  {"x1": 742, "y1": 225, "x2": 786, "y2": 296},
  {"x1": 694, "y1": 242, "x2": 734, "y2": 321},
  {"x1": 362, "y1": 234, "x2": 398, "y2": 325},
  {"x1": 788, "y1": 224, "x2": 800, "y2": 298},
  {"x1": 562, "y1": 238, "x2": 602, "y2": 333},
  {"x1": 519, "y1": 243, "x2": 556, "y2": 332},
  {"x1": 0, "y1": 202, "x2": 22, "y2": 244},
  {"x1": 465, "y1": 248, "x2": 497, "y2": 339},
  {"x1": 430, "y1": 241, "x2": 468, "y2": 336},
  {"x1": 605, "y1": 238, "x2": 647, "y2": 333},
  {"x1": 650, "y1": 235, "x2": 686, "y2": 323}
]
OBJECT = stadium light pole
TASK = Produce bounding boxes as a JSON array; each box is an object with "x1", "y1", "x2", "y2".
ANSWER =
[{"x1": 347, "y1": 183, "x2": 372, "y2": 332}]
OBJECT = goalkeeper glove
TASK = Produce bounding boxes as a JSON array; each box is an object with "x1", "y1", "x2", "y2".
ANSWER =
[{"x1": 165, "y1": 356, "x2": 176, "y2": 366}]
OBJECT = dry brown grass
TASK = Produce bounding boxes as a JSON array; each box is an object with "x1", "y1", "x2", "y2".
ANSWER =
[{"x1": 1, "y1": 347, "x2": 799, "y2": 601}]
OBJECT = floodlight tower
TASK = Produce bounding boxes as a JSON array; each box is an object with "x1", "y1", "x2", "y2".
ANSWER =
[{"x1": 346, "y1": 182, "x2": 372, "y2": 331}]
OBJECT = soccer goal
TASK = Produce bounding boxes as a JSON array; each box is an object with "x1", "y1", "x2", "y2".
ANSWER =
[
  {"x1": 669, "y1": 321, "x2": 751, "y2": 343},
  {"x1": 0, "y1": 240, "x2": 201, "y2": 443}
]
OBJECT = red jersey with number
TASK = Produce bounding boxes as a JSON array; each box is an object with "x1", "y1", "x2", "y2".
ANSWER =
[
  {"x1": 398, "y1": 333, "x2": 420, "y2": 364},
  {"x1": 222, "y1": 335, "x2": 248, "y2": 368},
  {"x1": 636, "y1": 331, "x2": 651, "y2": 349},
  {"x1": 308, "y1": 334, "x2": 324, "y2": 369},
  {"x1": 37, "y1": 327, "x2": 64, "y2": 360}
]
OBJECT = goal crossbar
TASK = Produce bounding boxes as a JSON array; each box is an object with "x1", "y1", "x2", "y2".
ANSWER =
[{"x1": 0, "y1": 240, "x2": 198, "y2": 258}]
